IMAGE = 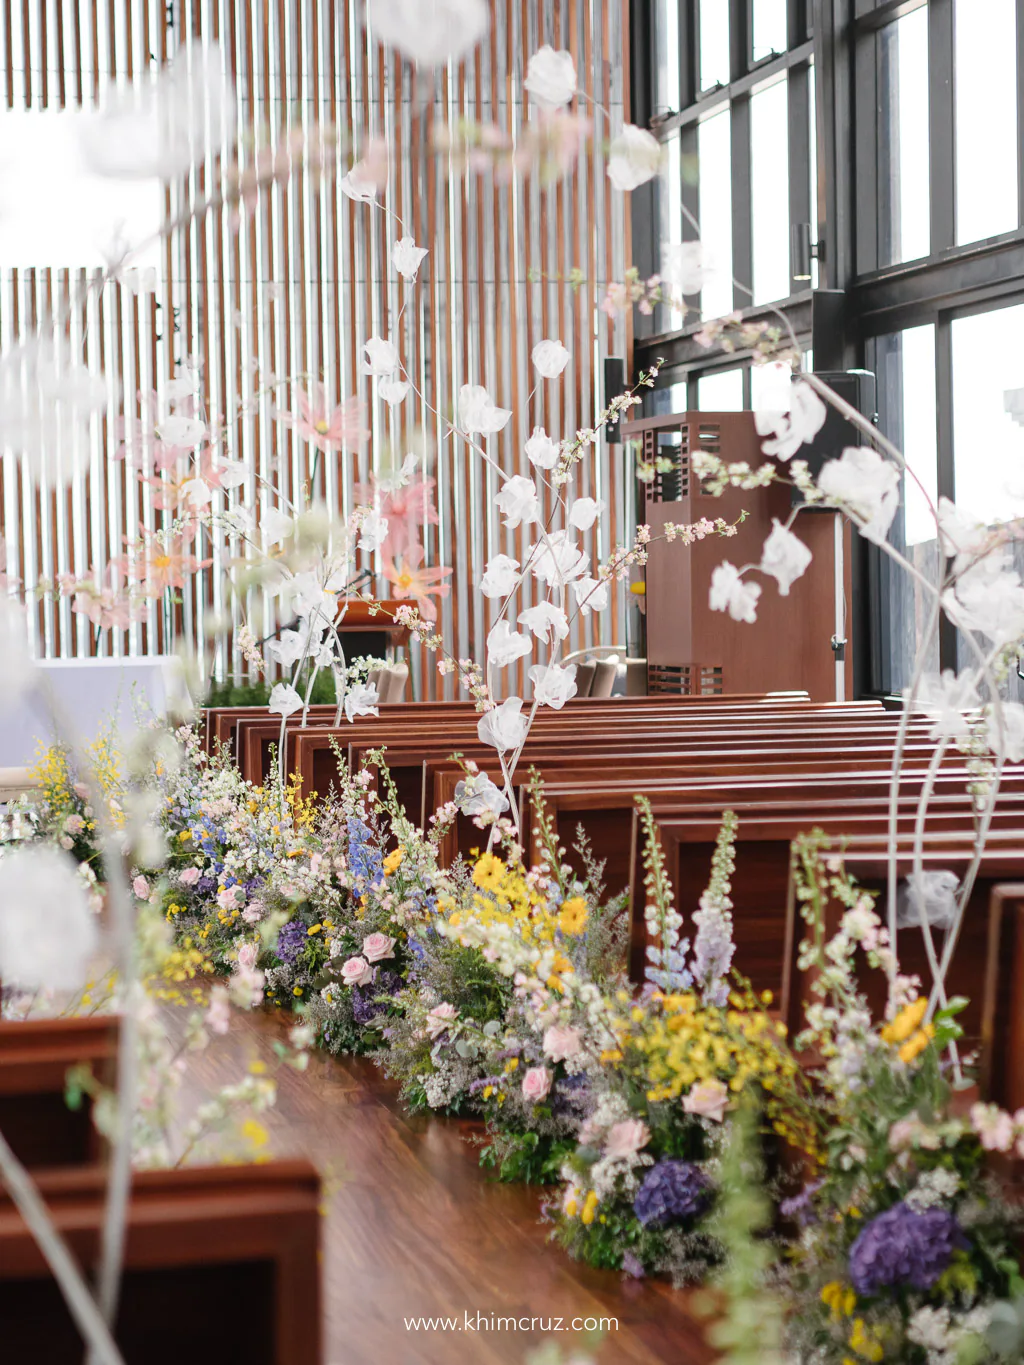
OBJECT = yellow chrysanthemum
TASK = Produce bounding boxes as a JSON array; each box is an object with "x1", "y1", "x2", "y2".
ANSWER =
[
  {"x1": 880, "y1": 996, "x2": 928, "y2": 1045},
  {"x1": 558, "y1": 897, "x2": 588, "y2": 935}
]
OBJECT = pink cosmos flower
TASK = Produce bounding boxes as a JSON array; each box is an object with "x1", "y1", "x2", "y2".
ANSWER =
[
  {"x1": 603, "y1": 1119, "x2": 650, "y2": 1161},
  {"x1": 341, "y1": 955, "x2": 374, "y2": 987},
  {"x1": 119, "y1": 531, "x2": 211, "y2": 598},
  {"x1": 682, "y1": 1079, "x2": 730, "y2": 1124},
  {"x1": 970, "y1": 1102, "x2": 1015, "y2": 1153},
  {"x1": 521, "y1": 1066, "x2": 552, "y2": 1103},
  {"x1": 362, "y1": 932, "x2": 396, "y2": 963},
  {"x1": 351, "y1": 472, "x2": 441, "y2": 555},
  {"x1": 237, "y1": 942, "x2": 259, "y2": 972},
  {"x1": 278, "y1": 384, "x2": 368, "y2": 452},
  {"x1": 205, "y1": 985, "x2": 232, "y2": 1036},
  {"x1": 383, "y1": 544, "x2": 452, "y2": 622}
]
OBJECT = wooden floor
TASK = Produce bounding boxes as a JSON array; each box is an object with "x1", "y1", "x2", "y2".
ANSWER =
[{"x1": 176, "y1": 1005, "x2": 715, "y2": 1365}]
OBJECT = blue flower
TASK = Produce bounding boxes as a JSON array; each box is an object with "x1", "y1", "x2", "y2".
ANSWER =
[
  {"x1": 633, "y1": 1159, "x2": 712, "y2": 1228},
  {"x1": 848, "y1": 1202, "x2": 967, "y2": 1296}
]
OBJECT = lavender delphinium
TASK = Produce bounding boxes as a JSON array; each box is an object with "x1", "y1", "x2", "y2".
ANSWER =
[
  {"x1": 689, "y1": 810, "x2": 738, "y2": 1008},
  {"x1": 274, "y1": 919, "x2": 308, "y2": 966},
  {"x1": 848, "y1": 1202, "x2": 968, "y2": 1296},
  {"x1": 633, "y1": 1159, "x2": 712, "y2": 1228}
]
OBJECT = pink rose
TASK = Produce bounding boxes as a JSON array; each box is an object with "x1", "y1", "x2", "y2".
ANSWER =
[
  {"x1": 521, "y1": 1066, "x2": 552, "y2": 1103},
  {"x1": 237, "y1": 942, "x2": 259, "y2": 972},
  {"x1": 65, "y1": 814, "x2": 86, "y2": 836},
  {"x1": 682, "y1": 1079, "x2": 729, "y2": 1124},
  {"x1": 362, "y1": 932, "x2": 396, "y2": 963},
  {"x1": 542, "y1": 1024, "x2": 582, "y2": 1062},
  {"x1": 425, "y1": 1002, "x2": 459, "y2": 1038},
  {"x1": 132, "y1": 875, "x2": 150, "y2": 900},
  {"x1": 341, "y1": 956, "x2": 374, "y2": 987},
  {"x1": 603, "y1": 1119, "x2": 650, "y2": 1161},
  {"x1": 217, "y1": 886, "x2": 243, "y2": 911},
  {"x1": 204, "y1": 985, "x2": 231, "y2": 1036},
  {"x1": 971, "y1": 1102, "x2": 1015, "y2": 1153},
  {"x1": 242, "y1": 901, "x2": 266, "y2": 924},
  {"x1": 179, "y1": 867, "x2": 200, "y2": 887}
]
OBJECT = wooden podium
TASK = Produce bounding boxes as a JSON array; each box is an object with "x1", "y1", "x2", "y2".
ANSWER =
[
  {"x1": 621, "y1": 410, "x2": 852, "y2": 702},
  {"x1": 334, "y1": 598, "x2": 410, "y2": 660}
]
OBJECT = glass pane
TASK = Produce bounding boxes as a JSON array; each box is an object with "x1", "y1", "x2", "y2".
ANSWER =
[
  {"x1": 875, "y1": 325, "x2": 939, "y2": 691},
  {"x1": 700, "y1": 0, "x2": 731, "y2": 90},
  {"x1": 750, "y1": 360, "x2": 792, "y2": 413},
  {"x1": 809, "y1": 61, "x2": 819, "y2": 286},
  {"x1": 661, "y1": 135, "x2": 685, "y2": 332},
  {"x1": 656, "y1": 0, "x2": 681, "y2": 114},
  {"x1": 956, "y1": 0, "x2": 1018, "y2": 244},
  {"x1": 752, "y1": 0, "x2": 788, "y2": 62},
  {"x1": 698, "y1": 108, "x2": 734, "y2": 319},
  {"x1": 698, "y1": 368, "x2": 744, "y2": 411},
  {"x1": 877, "y1": 8, "x2": 930, "y2": 266},
  {"x1": 750, "y1": 76, "x2": 790, "y2": 304}
]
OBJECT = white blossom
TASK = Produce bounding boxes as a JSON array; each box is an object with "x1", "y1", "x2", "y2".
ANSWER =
[
  {"x1": 459, "y1": 383, "x2": 512, "y2": 436},
  {"x1": 358, "y1": 510, "x2": 390, "y2": 552},
  {"x1": 340, "y1": 165, "x2": 378, "y2": 203},
  {"x1": 529, "y1": 530, "x2": 590, "y2": 587},
  {"x1": 0, "y1": 598, "x2": 34, "y2": 708},
  {"x1": 0, "y1": 847, "x2": 97, "y2": 991},
  {"x1": 525, "y1": 426, "x2": 560, "y2": 470},
  {"x1": 907, "y1": 670, "x2": 981, "y2": 742},
  {"x1": 454, "y1": 773, "x2": 509, "y2": 816},
  {"x1": 266, "y1": 623, "x2": 326, "y2": 668},
  {"x1": 391, "y1": 236, "x2": 428, "y2": 281},
  {"x1": 156, "y1": 411, "x2": 205, "y2": 448},
  {"x1": 529, "y1": 662, "x2": 578, "y2": 709},
  {"x1": 753, "y1": 379, "x2": 827, "y2": 461},
  {"x1": 495, "y1": 475, "x2": 540, "y2": 528},
  {"x1": 567, "y1": 496, "x2": 605, "y2": 531},
  {"x1": 709, "y1": 562, "x2": 761, "y2": 623},
  {"x1": 480, "y1": 554, "x2": 521, "y2": 598},
  {"x1": 366, "y1": 0, "x2": 488, "y2": 67},
  {"x1": 523, "y1": 46, "x2": 577, "y2": 109},
  {"x1": 517, "y1": 601, "x2": 569, "y2": 643},
  {"x1": 180, "y1": 477, "x2": 213, "y2": 508},
  {"x1": 531, "y1": 339, "x2": 570, "y2": 378},
  {"x1": 361, "y1": 336, "x2": 401, "y2": 377},
  {"x1": 261, "y1": 507, "x2": 295, "y2": 544},
  {"x1": 606, "y1": 124, "x2": 662, "y2": 191},
  {"x1": 486, "y1": 620, "x2": 532, "y2": 668},
  {"x1": 661, "y1": 241, "x2": 712, "y2": 295},
  {"x1": 816, "y1": 446, "x2": 900, "y2": 544},
  {"x1": 344, "y1": 681, "x2": 380, "y2": 721},
  {"x1": 573, "y1": 575, "x2": 609, "y2": 614},
  {"x1": 759, "y1": 519, "x2": 812, "y2": 595},
  {"x1": 0, "y1": 338, "x2": 109, "y2": 486},
  {"x1": 378, "y1": 377, "x2": 410, "y2": 406},
  {"x1": 942, "y1": 552, "x2": 1024, "y2": 646},
  {"x1": 984, "y1": 700, "x2": 1024, "y2": 763},
  {"x1": 937, "y1": 495, "x2": 990, "y2": 564},
  {"x1": 477, "y1": 696, "x2": 528, "y2": 751},
  {"x1": 268, "y1": 682, "x2": 304, "y2": 717}
]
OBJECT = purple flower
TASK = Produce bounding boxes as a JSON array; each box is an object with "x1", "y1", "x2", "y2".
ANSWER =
[
  {"x1": 848, "y1": 1202, "x2": 968, "y2": 1296},
  {"x1": 633, "y1": 1159, "x2": 712, "y2": 1228},
  {"x1": 274, "y1": 920, "x2": 308, "y2": 966},
  {"x1": 779, "y1": 1179, "x2": 823, "y2": 1227},
  {"x1": 351, "y1": 969, "x2": 403, "y2": 1026},
  {"x1": 621, "y1": 1251, "x2": 645, "y2": 1279}
]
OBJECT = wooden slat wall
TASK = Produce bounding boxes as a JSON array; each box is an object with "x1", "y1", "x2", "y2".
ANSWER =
[{"x1": 0, "y1": 0, "x2": 630, "y2": 699}]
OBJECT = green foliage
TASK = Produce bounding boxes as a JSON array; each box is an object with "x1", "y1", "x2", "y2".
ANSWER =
[{"x1": 479, "y1": 1130, "x2": 577, "y2": 1185}]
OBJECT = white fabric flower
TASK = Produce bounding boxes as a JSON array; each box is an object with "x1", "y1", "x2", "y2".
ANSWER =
[
  {"x1": 0, "y1": 599, "x2": 34, "y2": 708},
  {"x1": 573, "y1": 576, "x2": 609, "y2": 615},
  {"x1": 531, "y1": 339, "x2": 570, "y2": 378},
  {"x1": 377, "y1": 377, "x2": 410, "y2": 406},
  {"x1": 454, "y1": 773, "x2": 509, "y2": 816},
  {"x1": 523, "y1": 46, "x2": 577, "y2": 108},
  {"x1": 817, "y1": 446, "x2": 901, "y2": 544},
  {"x1": 529, "y1": 662, "x2": 578, "y2": 709},
  {"x1": 529, "y1": 530, "x2": 590, "y2": 587},
  {"x1": 907, "y1": 670, "x2": 981, "y2": 742},
  {"x1": 180, "y1": 477, "x2": 213, "y2": 508},
  {"x1": 984, "y1": 701, "x2": 1024, "y2": 762},
  {"x1": 391, "y1": 236, "x2": 428, "y2": 281},
  {"x1": 268, "y1": 682, "x2": 304, "y2": 717},
  {"x1": 261, "y1": 507, "x2": 294, "y2": 543},
  {"x1": 753, "y1": 380, "x2": 827, "y2": 461},
  {"x1": 287, "y1": 571, "x2": 338, "y2": 620},
  {"x1": 212, "y1": 458, "x2": 248, "y2": 490},
  {"x1": 480, "y1": 554, "x2": 521, "y2": 599},
  {"x1": 367, "y1": 0, "x2": 488, "y2": 66},
  {"x1": 344, "y1": 682, "x2": 380, "y2": 721},
  {"x1": 525, "y1": 426, "x2": 560, "y2": 470},
  {"x1": 361, "y1": 336, "x2": 400, "y2": 377},
  {"x1": 567, "y1": 496, "x2": 605, "y2": 531},
  {"x1": 759, "y1": 520, "x2": 812, "y2": 595},
  {"x1": 517, "y1": 602, "x2": 569, "y2": 643},
  {"x1": 119, "y1": 265, "x2": 158, "y2": 295},
  {"x1": 606, "y1": 124, "x2": 662, "y2": 191},
  {"x1": 937, "y1": 495, "x2": 989, "y2": 564},
  {"x1": 358, "y1": 510, "x2": 390, "y2": 552},
  {"x1": 661, "y1": 241, "x2": 712, "y2": 295},
  {"x1": 0, "y1": 338, "x2": 109, "y2": 486},
  {"x1": 709, "y1": 562, "x2": 761, "y2": 623},
  {"x1": 459, "y1": 383, "x2": 512, "y2": 435},
  {"x1": 495, "y1": 475, "x2": 541, "y2": 528},
  {"x1": 477, "y1": 696, "x2": 528, "y2": 751},
  {"x1": 156, "y1": 411, "x2": 205, "y2": 448},
  {"x1": 0, "y1": 846, "x2": 98, "y2": 990},
  {"x1": 942, "y1": 553, "x2": 1024, "y2": 645},
  {"x1": 341, "y1": 165, "x2": 378, "y2": 202},
  {"x1": 266, "y1": 624, "x2": 326, "y2": 668},
  {"x1": 487, "y1": 620, "x2": 533, "y2": 668}
]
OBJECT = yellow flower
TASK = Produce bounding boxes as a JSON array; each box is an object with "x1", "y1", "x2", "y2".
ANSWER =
[
  {"x1": 504, "y1": 1057, "x2": 519, "y2": 1073},
  {"x1": 178, "y1": 830, "x2": 192, "y2": 842},
  {"x1": 558, "y1": 897, "x2": 588, "y2": 936},
  {"x1": 848, "y1": 1318, "x2": 883, "y2": 1362},
  {"x1": 292, "y1": 987, "x2": 304, "y2": 997},
  {"x1": 599, "y1": 1049, "x2": 623, "y2": 1065},
  {"x1": 880, "y1": 996, "x2": 928, "y2": 1045},
  {"x1": 581, "y1": 1190, "x2": 599, "y2": 1225},
  {"x1": 383, "y1": 846, "x2": 405, "y2": 876},
  {"x1": 821, "y1": 1281, "x2": 857, "y2": 1319},
  {"x1": 307, "y1": 924, "x2": 323, "y2": 936},
  {"x1": 249, "y1": 1061, "x2": 268, "y2": 1075},
  {"x1": 482, "y1": 1085, "x2": 494, "y2": 1100},
  {"x1": 898, "y1": 1024, "x2": 935, "y2": 1064},
  {"x1": 242, "y1": 1119, "x2": 269, "y2": 1150},
  {"x1": 472, "y1": 852, "x2": 506, "y2": 894}
]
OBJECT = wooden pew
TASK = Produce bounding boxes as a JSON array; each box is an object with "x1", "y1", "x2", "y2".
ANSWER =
[
  {"x1": 0, "y1": 1159, "x2": 321, "y2": 1364},
  {"x1": 981, "y1": 882, "x2": 1024, "y2": 1110},
  {"x1": 0, "y1": 1016, "x2": 116, "y2": 1169}
]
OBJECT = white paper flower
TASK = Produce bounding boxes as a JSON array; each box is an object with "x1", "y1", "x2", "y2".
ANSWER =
[
  {"x1": 487, "y1": 620, "x2": 533, "y2": 668},
  {"x1": 180, "y1": 477, "x2": 213, "y2": 508},
  {"x1": 459, "y1": 383, "x2": 512, "y2": 436},
  {"x1": 907, "y1": 670, "x2": 981, "y2": 743},
  {"x1": 525, "y1": 426, "x2": 560, "y2": 470},
  {"x1": 344, "y1": 681, "x2": 380, "y2": 721},
  {"x1": 156, "y1": 411, "x2": 206, "y2": 448},
  {"x1": 529, "y1": 662, "x2": 578, "y2": 709},
  {"x1": 573, "y1": 576, "x2": 609, "y2": 615},
  {"x1": 288, "y1": 571, "x2": 338, "y2": 620},
  {"x1": 268, "y1": 683, "x2": 304, "y2": 717},
  {"x1": 378, "y1": 377, "x2": 410, "y2": 406},
  {"x1": 759, "y1": 520, "x2": 812, "y2": 596},
  {"x1": 361, "y1": 336, "x2": 401, "y2": 377},
  {"x1": 261, "y1": 507, "x2": 295, "y2": 543},
  {"x1": 495, "y1": 475, "x2": 541, "y2": 528},
  {"x1": 984, "y1": 701, "x2": 1024, "y2": 762},
  {"x1": 480, "y1": 554, "x2": 521, "y2": 599},
  {"x1": 477, "y1": 696, "x2": 528, "y2": 751},
  {"x1": 661, "y1": 241, "x2": 712, "y2": 295},
  {"x1": 523, "y1": 46, "x2": 577, "y2": 108},
  {"x1": 942, "y1": 555, "x2": 1024, "y2": 646},
  {"x1": 816, "y1": 447, "x2": 900, "y2": 544},
  {"x1": 213, "y1": 458, "x2": 248, "y2": 490},
  {"x1": 0, "y1": 598, "x2": 34, "y2": 708},
  {"x1": 392, "y1": 236, "x2": 428, "y2": 281},
  {"x1": 266, "y1": 623, "x2": 324, "y2": 668},
  {"x1": 517, "y1": 601, "x2": 569, "y2": 643},
  {"x1": 0, "y1": 846, "x2": 98, "y2": 990},
  {"x1": 119, "y1": 265, "x2": 158, "y2": 295},
  {"x1": 0, "y1": 338, "x2": 109, "y2": 486},
  {"x1": 754, "y1": 380, "x2": 827, "y2": 461},
  {"x1": 341, "y1": 165, "x2": 378, "y2": 202},
  {"x1": 531, "y1": 339, "x2": 570, "y2": 379},
  {"x1": 709, "y1": 562, "x2": 761, "y2": 623},
  {"x1": 367, "y1": 0, "x2": 489, "y2": 66},
  {"x1": 937, "y1": 495, "x2": 989, "y2": 564},
  {"x1": 567, "y1": 496, "x2": 605, "y2": 531},
  {"x1": 529, "y1": 531, "x2": 590, "y2": 587},
  {"x1": 606, "y1": 124, "x2": 662, "y2": 191},
  {"x1": 358, "y1": 510, "x2": 390, "y2": 552},
  {"x1": 454, "y1": 773, "x2": 509, "y2": 816}
]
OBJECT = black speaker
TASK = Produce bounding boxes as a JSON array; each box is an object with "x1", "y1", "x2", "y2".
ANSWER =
[
  {"x1": 604, "y1": 357, "x2": 626, "y2": 443},
  {"x1": 792, "y1": 369, "x2": 877, "y2": 508}
]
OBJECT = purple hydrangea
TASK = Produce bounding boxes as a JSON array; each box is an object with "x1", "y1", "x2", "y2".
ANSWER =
[
  {"x1": 848, "y1": 1202, "x2": 967, "y2": 1296},
  {"x1": 274, "y1": 920, "x2": 308, "y2": 966},
  {"x1": 633, "y1": 1159, "x2": 712, "y2": 1228},
  {"x1": 351, "y1": 970, "x2": 403, "y2": 1026}
]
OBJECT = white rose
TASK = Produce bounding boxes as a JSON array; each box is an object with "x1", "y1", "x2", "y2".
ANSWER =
[
  {"x1": 607, "y1": 124, "x2": 662, "y2": 191},
  {"x1": 495, "y1": 475, "x2": 541, "y2": 528},
  {"x1": 525, "y1": 425, "x2": 560, "y2": 470},
  {"x1": 531, "y1": 339, "x2": 570, "y2": 379},
  {"x1": 459, "y1": 383, "x2": 512, "y2": 435},
  {"x1": 523, "y1": 46, "x2": 577, "y2": 109},
  {"x1": 529, "y1": 662, "x2": 578, "y2": 709}
]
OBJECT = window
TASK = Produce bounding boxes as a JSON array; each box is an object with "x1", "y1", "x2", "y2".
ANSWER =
[
  {"x1": 752, "y1": 0, "x2": 788, "y2": 63},
  {"x1": 699, "y1": 0, "x2": 731, "y2": 90},
  {"x1": 877, "y1": 7, "x2": 930, "y2": 266},
  {"x1": 750, "y1": 76, "x2": 790, "y2": 304},
  {"x1": 656, "y1": 0, "x2": 681, "y2": 115},
  {"x1": 697, "y1": 367, "x2": 744, "y2": 410},
  {"x1": 698, "y1": 108, "x2": 734, "y2": 319},
  {"x1": 951, "y1": 304, "x2": 1024, "y2": 524},
  {"x1": 954, "y1": 0, "x2": 1018, "y2": 245}
]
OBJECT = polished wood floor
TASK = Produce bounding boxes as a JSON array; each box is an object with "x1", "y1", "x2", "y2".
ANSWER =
[{"x1": 175, "y1": 1005, "x2": 715, "y2": 1365}]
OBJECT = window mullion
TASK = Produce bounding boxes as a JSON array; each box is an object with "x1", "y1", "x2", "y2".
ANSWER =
[
  {"x1": 935, "y1": 312, "x2": 957, "y2": 672},
  {"x1": 928, "y1": 0, "x2": 956, "y2": 253}
]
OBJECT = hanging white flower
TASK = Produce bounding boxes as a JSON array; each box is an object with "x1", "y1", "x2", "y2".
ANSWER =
[
  {"x1": 211, "y1": 458, "x2": 248, "y2": 490},
  {"x1": 567, "y1": 496, "x2": 605, "y2": 531},
  {"x1": 531, "y1": 339, "x2": 570, "y2": 379},
  {"x1": 573, "y1": 576, "x2": 609, "y2": 615},
  {"x1": 180, "y1": 477, "x2": 213, "y2": 508},
  {"x1": 936, "y1": 495, "x2": 990, "y2": 564},
  {"x1": 266, "y1": 621, "x2": 327, "y2": 667},
  {"x1": 268, "y1": 682, "x2": 304, "y2": 717},
  {"x1": 753, "y1": 379, "x2": 827, "y2": 461},
  {"x1": 525, "y1": 426, "x2": 560, "y2": 470},
  {"x1": 486, "y1": 620, "x2": 533, "y2": 668},
  {"x1": 517, "y1": 601, "x2": 569, "y2": 643},
  {"x1": 709, "y1": 562, "x2": 761, "y2": 623},
  {"x1": 0, "y1": 338, "x2": 109, "y2": 487},
  {"x1": 156, "y1": 411, "x2": 206, "y2": 448},
  {"x1": 907, "y1": 670, "x2": 981, "y2": 743},
  {"x1": 459, "y1": 384, "x2": 512, "y2": 435},
  {"x1": 261, "y1": 506, "x2": 295, "y2": 543},
  {"x1": 358, "y1": 510, "x2": 390, "y2": 552},
  {"x1": 480, "y1": 554, "x2": 521, "y2": 598},
  {"x1": 0, "y1": 847, "x2": 98, "y2": 991},
  {"x1": 529, "y1": 530, "x2": 590, "y2": 587},
  {"x1": 341, "y1": 164, "x2": 379, "y2": 203},
  {"x1": 477, "y1": 696, "x2": 528, "y2": 751},
  {"x1": 495, "y1": 475, "x2": 541, "y2": 528},
  {"x1": 983, "y1": 700, "x2": 1024, "y2": 762},
  {"x1": 759, "y1": 519, "x2": 812, "y2": 595},
  {"x1": 119, "y1": 265, "x2": 158, "y2": 295},
  {"x1": 661, "y1": 241, "x2": 713, "y2": 296},
  {"x1": 288, "y1": 571, "x2": 338, "y2": 620},
  {"x1": 391, "y1": 236, "x2": 428, "y2": 281},
  {"x1": 454, "y1": 773, "x2": 509, "y2": 816},
  {"x1": 942, "y1": 555, "x2": 1024, "y2": 646},
  {"x1": 529, "y1": 661, "x2": 578, "y2": 709},
  {"x1": 816, "y1": 447, "x2": 900, "y2": 545},
  {"x1": 0, "y1": 598, "x2": 34, "y2": 708},
  {"x1": 361, "y1": 336, "x2": 401, "y2": 377},
  {"x1": 606, "y1": 124, "x2": 662, "y2": 191},
  {"x1": 523, "y1": 46, "x2": 577, "y2": 109},
  {"x1": 378, "y1": 377, "x2": 410, "y2": 406},
  {"x1": 367, "y1": 0, "x2": 489, "y2": 67},
  {"x1": 344, "y1": 681, "x2": 380, "y2": 722}
]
